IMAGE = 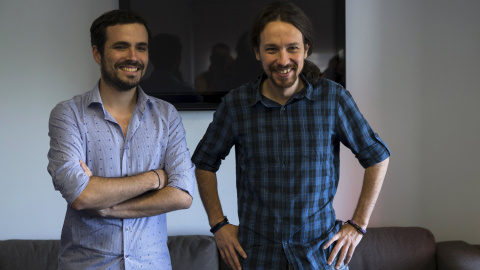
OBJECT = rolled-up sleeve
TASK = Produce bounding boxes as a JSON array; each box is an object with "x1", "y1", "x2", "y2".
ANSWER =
[
  {"x1": 336, "y1": 89, "x2": 391, "y2": 168},
  {"x1": 164, "y1": 106, "x2": 195, "y2": 197},
  {"x1": 191, "y1": 99, "x2": 235, "y2": 173},
  {"x1": 47, "y1": 102, "x2": 89, "y2": 205}
]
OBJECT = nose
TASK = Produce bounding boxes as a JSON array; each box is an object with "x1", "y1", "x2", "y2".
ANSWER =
[
  {"x1": 126, "y1": 47, "x2": 138, "y2": 61},
  {"x1": 277, "y1": 50, "x2": 290, "y2": 66}
]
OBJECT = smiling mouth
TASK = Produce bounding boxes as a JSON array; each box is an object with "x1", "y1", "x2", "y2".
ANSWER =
[
  {"x1": 117, "y1": 60, "x2": 144, "y2": 73},
  {"x1": 120, "y1": 66, "x2": 140, "y2": 72},
  {"x1": 279, "y1": 68, "x2": 292, "y2": 74}
]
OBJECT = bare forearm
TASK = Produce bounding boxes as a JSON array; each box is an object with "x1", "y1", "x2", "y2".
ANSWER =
[
  {"x1": 196, "y1": 168, "x2": 225, "y2": 226},
  {"x1": 195, "y1": 168, "x2": 246, "y2": 269},
  {"x1": 96, "y1": 186, "x2": 192, "y2": 219},
  {"x1": 352, "y1": 157, "x2": 389, "y2": 227},
  {"x1": 72, "y1": 170, "x2": 164, "y2": 211},
  {"x1": 324, "y1": 157, "x2": 389, "y2": 268}
]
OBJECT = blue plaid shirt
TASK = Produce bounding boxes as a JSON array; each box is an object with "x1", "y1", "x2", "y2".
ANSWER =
[{"x1": 192, "y1": 75, "x2": 390, "y2": 269}]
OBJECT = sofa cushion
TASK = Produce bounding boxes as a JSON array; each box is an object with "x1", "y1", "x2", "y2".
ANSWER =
[
  {"x1": 348, "y1": 227, "x2": 436, "y2": 270},
  {"x1": 436, "y1": 241, "x2": 480, "y2": 270},
  {"x1": 0, "y1": 239, "x2": 60, "y2": 270},
  {"x1": 168, "y1": 235, "x2": 219, "y2": 270}
]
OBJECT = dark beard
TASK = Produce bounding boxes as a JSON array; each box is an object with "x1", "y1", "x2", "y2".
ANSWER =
[
  {"x1": 268, "y1": 65, "x2": 298, "y2": 89},
  {"x1": 101, "y1": 59, "x2": 144, "y2": 92},
  {"x1": 270, "y1": 74, "x2": 297, "y2": 89}
]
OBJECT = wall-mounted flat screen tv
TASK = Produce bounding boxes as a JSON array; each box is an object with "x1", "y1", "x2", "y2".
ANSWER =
[{"x1": 119, "y1": 0, "x2": 345, "y2": 110}]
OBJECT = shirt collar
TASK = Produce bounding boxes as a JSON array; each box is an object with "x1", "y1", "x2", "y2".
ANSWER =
[
  {"x1": 248, "y1": 73, "x2": 315, "y2": 107},
  {"x1": 136, "y1": 85, "x2": 150, "y2": 115},
  {"x1": 87, "y1": 81, "x2": 150, "y2": 116},
  {"x1": 248, "y1": 74, "x2": 266, "y2": 106},
  {"x1": 86, "y1": 81, "x2": 103, "y2": 108}
]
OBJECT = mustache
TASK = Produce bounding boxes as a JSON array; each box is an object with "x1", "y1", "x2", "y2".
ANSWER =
[
  {"x1": 116, "y1": 60, "x2": 145, "y2": 70},
  {"x1": 270, "y1": 64, "x2": 297, "y2": 72}
]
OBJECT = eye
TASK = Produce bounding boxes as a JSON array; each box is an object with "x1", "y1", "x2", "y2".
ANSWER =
[
  {"x1": 137, "y1": 45, "x2": 148, "y2": 52},
  {"x1": 265, "y1": 47, "x2": 277, "y2": 54},
  {"x1": 114, "y1": 44, "x2": 127, "y2": 50},
  {"x1": 288, "y1": 46, "x2": 300, "y2": 52}
]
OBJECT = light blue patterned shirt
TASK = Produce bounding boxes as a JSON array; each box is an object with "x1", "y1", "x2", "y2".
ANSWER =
[{"x1": 47, "y1": 83, "x2": 195, "y2": 270}]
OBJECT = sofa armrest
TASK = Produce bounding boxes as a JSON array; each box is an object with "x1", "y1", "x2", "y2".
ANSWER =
[
  {"x1": 436, "y1": 241, "x2": 480, "y2": 270},
  {"x1": 348, "y1": 227, "x2": 436, "y2": 270}
]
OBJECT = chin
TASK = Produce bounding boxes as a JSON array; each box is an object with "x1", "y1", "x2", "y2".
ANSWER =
[{"x1": 271, "y1": 76, "x2": 298, "y2": 89}]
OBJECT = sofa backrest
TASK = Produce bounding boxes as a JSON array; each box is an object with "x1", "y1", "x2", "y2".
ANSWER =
[
  {"x1": 0, "y1": 228, "x2": 445, "y2": 270},
  {"x1": 168, "y1": 235, "x2": 219, "y2": 270},
  {"x1": 348, "y1": 227, "x2": 436, "y2": 270},
  {"x1": 436, "y1": 241, "x2": 480, "y2": 270},
  {"x1": 0, "y1": 239, "x2": 60, "y2": 270},
  {"x1": 0, "y1": 235, "x2": 219, "y2": 270}
]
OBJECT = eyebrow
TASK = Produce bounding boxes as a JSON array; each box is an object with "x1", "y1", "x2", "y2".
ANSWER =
[
  {"x1": 264, "y1": 42, "x2": 301, "y2": 47},
  {"x1": 111, "y1": 41, "x2": 148, "y2": 47}
]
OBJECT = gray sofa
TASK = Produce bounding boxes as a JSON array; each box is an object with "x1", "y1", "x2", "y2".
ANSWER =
[
  {"x1": 0, "y1": 235, "x2": 219, "y2": 270},
  {"x1": 1, "y1": 227, "x2": 479, "y2": 270},
  {"x1": 349, "y1": 227, "x2": 480, "y2": 270}
]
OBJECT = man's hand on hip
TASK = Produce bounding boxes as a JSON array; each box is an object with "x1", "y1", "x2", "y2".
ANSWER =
[
  {"x1": 214, "y1": 224, "x2": 247, "y2": 270},
  {"x1": 323, "y1": 224, "x2": 363, "y2": 269}
]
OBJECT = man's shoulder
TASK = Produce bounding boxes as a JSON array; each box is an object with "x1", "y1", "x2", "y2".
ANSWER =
[
  {"x1": 312, "y1": 78, "x2": 344, "y2": 92},
  {"x1": 146, "y1": 94, "x2": 175, "y2": 109},
  {"x1": 309, "y1": 78, "x2": 348, "y2": 100},
  {"x1": 144, "y1": 94, "x2": 181, "y2": 119},
  {"x1": 222, "y1": 81, "x2": 257, "y2": 103},
  {"x1": 51, "y1": 90, "x2": 93, "y2": 114}
]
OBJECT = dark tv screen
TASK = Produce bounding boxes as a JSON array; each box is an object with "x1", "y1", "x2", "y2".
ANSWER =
[{"x1": 119, "y1": 0, "x2": 345, "y2": 110}]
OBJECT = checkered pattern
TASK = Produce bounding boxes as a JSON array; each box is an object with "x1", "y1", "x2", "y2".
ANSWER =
[{"x1": 192, "y1": 75, "x2": 390, "y2": 269}]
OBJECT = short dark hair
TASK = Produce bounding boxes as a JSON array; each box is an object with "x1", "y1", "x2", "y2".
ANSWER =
[
  {"x1": 90, "y1": 10, "x2": 152, "y2": 56},
  {"x1": 249, "y1": 1, "x2": 323, "y2": 82}
]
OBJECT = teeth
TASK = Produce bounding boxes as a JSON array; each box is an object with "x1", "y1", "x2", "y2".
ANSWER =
[
  {"x1": 122, "y1": 67, "x2": 138, "y2": 72},
  {"x1": 279, "y1": 68, "x2": 291, "y2": 74}
]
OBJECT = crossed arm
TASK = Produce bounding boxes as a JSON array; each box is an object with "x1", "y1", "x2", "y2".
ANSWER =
[{"x1": 73, "y1": 160, "x2": 192, "y2": 219}]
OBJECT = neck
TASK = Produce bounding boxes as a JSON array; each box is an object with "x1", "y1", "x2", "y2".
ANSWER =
[
  {"x1": 261, "y1": 77, "x2": 304, "y2": 106},
  {"x1": 98, "y1": 79, "x2": 138, "y2": 112}
]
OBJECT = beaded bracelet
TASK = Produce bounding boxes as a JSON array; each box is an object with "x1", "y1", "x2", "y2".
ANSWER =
[
  {"x1": 345, "y1": 219, "x2": 367, "y2": 235},
  {"x1": 210, "y1": 216, "x2": 229, "y2": 234}
]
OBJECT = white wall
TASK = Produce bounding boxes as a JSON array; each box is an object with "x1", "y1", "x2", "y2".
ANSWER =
[
  {"x1": 342, "y1": 0, "x2": 480, "y2": 244},
  {"x1": 1, "y1": 0, "x2": 479, "y2": 244}
]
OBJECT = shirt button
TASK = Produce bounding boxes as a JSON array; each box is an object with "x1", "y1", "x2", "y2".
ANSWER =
[{"x1": 126, "y1": 228, "x2": 130, "y2": 232}]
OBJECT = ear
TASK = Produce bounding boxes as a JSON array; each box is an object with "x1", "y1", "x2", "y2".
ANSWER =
[
  {"x1": 254, "y1": 47, "x2": 261, "y2": 61},
  {"x1": 304, "y1": 43, "x2": 310, "y2": 59},
  {"x1": 92, "y1": 45, "x2": 102, "y2": 65}
]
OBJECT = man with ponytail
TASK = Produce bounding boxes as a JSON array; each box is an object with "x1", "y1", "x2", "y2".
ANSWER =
[{"x1": 193, "y1": 1, "x2": 390, "y2": 269}]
